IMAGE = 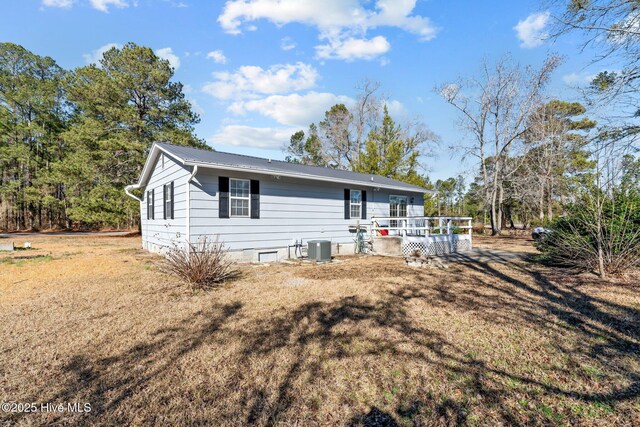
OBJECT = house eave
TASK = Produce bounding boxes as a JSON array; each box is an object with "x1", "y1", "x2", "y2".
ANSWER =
[
  {"x1": 182, "y1": 160, "x2": 432, "y2": 194},
  {"x1": 133, "y1": 143, "x2": 187, "y2": 189},
  {"x1": 131, "y1": 142, "x2": 433, "y2": 195}
]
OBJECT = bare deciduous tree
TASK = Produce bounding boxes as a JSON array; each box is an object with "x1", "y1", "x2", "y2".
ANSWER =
[
  {"x1": 437, "y1": 55, "x2": 562, "y2": 234},
  {"x1": 548, "y1": 0, "x2": 639, "y2": 149}
]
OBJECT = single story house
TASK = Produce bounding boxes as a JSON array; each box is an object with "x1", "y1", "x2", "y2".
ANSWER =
[{"x1": 125, "y1": 142, "x2": 431, "y2": 262}]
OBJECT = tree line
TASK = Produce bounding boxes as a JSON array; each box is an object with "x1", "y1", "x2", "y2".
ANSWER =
[
  {"x1": 0, "y1": 42, "x2": 205, "y2": 231},
  {"x1": 3, "y1": 0, "x2": 638, "y2": 244},
  {"x1": 284, "y1": 80, "x2": 438, "y2": 189},
  {"x1": 284, "y1": 0, "x2": 639, "y2": 276},
  {"x1": 282, "y1": 58, "x2": 613, "y2": 235}
]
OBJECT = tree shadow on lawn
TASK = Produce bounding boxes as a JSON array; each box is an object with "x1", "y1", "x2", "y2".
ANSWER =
[
  {"x1": 8, "y1": 257, "x2": 639, "y2": 426},
  {"x1": 7, "y1": 302, "x2": 242, "y2": 426},
  {"x1": 231, "y1": 258, "x2": 639, "y2": 425}
]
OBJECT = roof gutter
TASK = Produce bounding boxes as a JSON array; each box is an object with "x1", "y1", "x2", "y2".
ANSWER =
[
  {"x1": 187, "y1": 164, "x2": 199, "y2": 183},
  {"x1": 124, "y1": 184, "x2": 143, "y2": 202},
  {"x1": 183, "y1": 160, "x2": 432, "y2": 194}
]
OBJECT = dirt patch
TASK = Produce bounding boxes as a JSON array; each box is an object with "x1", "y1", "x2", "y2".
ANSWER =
[
  {"x1": 472, "y1": 234, "x2": 539, "y2": 253},
  {"x1": 295, "y1": 255, "x2": 416, "y2": 281}
]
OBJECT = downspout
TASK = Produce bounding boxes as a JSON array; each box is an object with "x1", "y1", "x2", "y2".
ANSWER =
[
  {"x1": 186, "y1": 165, "x2": 199, "y2": 246},
  {"x1": 124, "y1": 184, "x2": 143, "y2": 248},
  {"x1": 124, "y1": 184, "x2": 142, "y2": 202}
]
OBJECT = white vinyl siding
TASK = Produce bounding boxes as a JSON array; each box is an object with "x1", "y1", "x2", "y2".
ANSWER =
[
  {"x1": 189, "y1": 170, "x2": 424, "y2": 251},
  {"x1": 139, "y1": 152, "x2": 189, "y2": 252}
]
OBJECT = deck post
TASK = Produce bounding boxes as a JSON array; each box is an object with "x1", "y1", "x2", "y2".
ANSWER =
[{"x1": 370, "y1": 215, "x2": 375, "y2": 236}]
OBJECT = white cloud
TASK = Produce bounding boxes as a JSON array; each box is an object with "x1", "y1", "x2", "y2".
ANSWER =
[
  {"x1": 562, "y1": 71, "x2": 603, "y2": 86},
  {"x1": 228, "y1": 91, "x2": 405, "y2": 128},
  {"x1": 42, "y1": 0, "x2": 74, "y2": 8},
  {"x1": 228, "y1": 91, "x2": 353, "y2": 127},
  {"x1": 218, "y1": 0, "x2": 436, "y2": 38},
  {"x1": 514, "y1": 11, "x2": 550, "y2": 48},
  {"x1": 206, "y1": 50, "x2": 227, "y2": 64},
  {"x1": 202, "y1": 62, "x2": 318, "y2": 100},
  {"x1": 155, "y1": 47, "x2": 180, "y2": 70},
  {"x1": 165, "y1": 0, "x2": 188, "y2": 7},
  {"x1": 280, "y1": 37, "x2": 296, "y2": 51},
  {"x1": 208, "y1": 125, "x2": 299, "y2": 149},
  {"x1": 90, "y1": 0, "x2": 128, "y2": 12},
  {"x1": 42, "y1": 0, "x2": 134, "y2": 12},
  {"x1": 316, "y1": 35, "x2": 390, "y2": 61},
  {"x1": 218, "y1": 0, "x2": 364, "y2": 34},
  {"x1": 384, "y1": 99, "x2": 405, "y2": 118},
  {"x1": 369, "y1": 0, "x2": 437, "y2": 41},
  {"x1": 217, "y1": 0, "x2": 437, "y2": 61},
  {"x1": 608, "y1": 11, "x2": 640, "y2": 44},
  {"x1": 83, "y1": 42, "x2": 120, "y2": 65},
  {"x1": 562, "y1": 72, "x2": 583, "y2": 85}
]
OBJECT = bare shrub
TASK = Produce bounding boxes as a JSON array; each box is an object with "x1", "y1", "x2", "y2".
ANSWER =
[
  {"x1": 162, "y1": 237, "x2": 240, "y2": 288},
  {"x1": 537, "y1": 191, "x2": 640, "y2": 277},
  {"x1": 472, "y1": 223, "x2": 486, "y2": 235}
]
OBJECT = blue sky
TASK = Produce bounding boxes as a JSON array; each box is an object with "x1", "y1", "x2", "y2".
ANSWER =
[{"x1": 1, "y1": 0, "x2": 610, "y2": 181}]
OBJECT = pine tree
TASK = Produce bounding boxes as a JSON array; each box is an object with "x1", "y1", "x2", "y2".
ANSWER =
[
  {"x1": 60, "y1": 42, "x2": 206, "y2": 227},
  {"x1": 0, "y1": 42, "x2": 68, "y2": 230},
  {"x1": 357, "y1": 105, "x2": 421, "y2": 182}
]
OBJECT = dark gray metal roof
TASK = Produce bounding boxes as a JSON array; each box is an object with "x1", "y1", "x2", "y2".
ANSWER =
[{"x1": 156, "y1": 142, "x2": 430, "y2": 193}]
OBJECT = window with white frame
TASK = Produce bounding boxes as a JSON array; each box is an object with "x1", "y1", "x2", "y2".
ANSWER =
[
  {"x1": 230, "y1": 178, "x2": 250, "y2": 217},
  {"x1": 163, "y1": 182, "x2": 174, "y2": 220},
  {"x1": 146, "y1": 189, "x2": 154, "y2": 220},
  {"x1": 389, "y1": 195, "x2": 408, "y2": 230},
  {"x1": 350, "y1": 189, "x2": 361, "y2": 219}
]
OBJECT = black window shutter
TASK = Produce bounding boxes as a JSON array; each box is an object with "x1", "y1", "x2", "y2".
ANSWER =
[
  {"x1": 344, "y1": 189, "x2": 350, "y2": 219},
  {"x1": 219, "y1": 177, "x2": 229, "y2": 218},
  {"x1": 170, "y1": 181, "x2": 174, "y2": 219},
  {"x1": 151, "y1": 189, "x2": 155, "y2": 220},
  {"x1": 163, "y1": 184, "x2": 167, "y2": 220},
  {"x1": 250, "y1": 179, "x2": 260, "y2": 219},
  {"x1": 361, "y1": 190, "x2": 367, "y2": 219}
]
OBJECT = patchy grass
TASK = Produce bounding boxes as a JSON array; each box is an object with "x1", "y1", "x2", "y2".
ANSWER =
[
  {"x1": 0, "y1": 254, "x2": 53, "y2": 266},
  {"x1": 0, "y1": 234, "x2": 638, "y2": 426}
]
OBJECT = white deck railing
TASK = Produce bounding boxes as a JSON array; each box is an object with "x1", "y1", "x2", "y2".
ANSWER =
[
  {"x1": 369, "y1": 216, "x2": 473, "y2": 237},
  {"x1": 369, "y1": 216, "x2": 474, "y2": 256}
]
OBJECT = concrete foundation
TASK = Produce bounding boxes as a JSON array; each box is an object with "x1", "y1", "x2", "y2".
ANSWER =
[
  {"x1": 371, "y1": 236, "x2": 403, "y2": 256},
  {"x1": 142, "y1": 239, "x2": 355, "y2": 263}
]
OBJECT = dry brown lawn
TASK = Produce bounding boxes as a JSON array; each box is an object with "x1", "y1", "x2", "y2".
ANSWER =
[{"x1": 0, "y1": 234, "x2": 639, "y2": 426}]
